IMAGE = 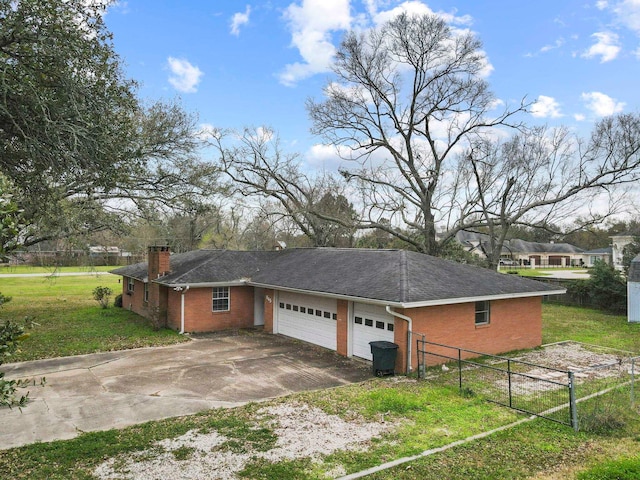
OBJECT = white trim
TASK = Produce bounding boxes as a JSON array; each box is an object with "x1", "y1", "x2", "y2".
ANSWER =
[
  {"x1": 156, "y1": 281, "x2": 246, "y2": 288},
  {"x1": 212, "y1": 286, "x2": 231, "y2": 312},
  {"x1": 153, "y1": 280, "x2": 565, "y2": 310},
  {"x1": 248, "y1": 282, "x2": 565, "y2": 309}
]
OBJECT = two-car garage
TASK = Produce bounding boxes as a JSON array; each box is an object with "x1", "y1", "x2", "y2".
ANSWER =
[{"x1": 275, "y1": 291, "x2": 395, "y2": 361}]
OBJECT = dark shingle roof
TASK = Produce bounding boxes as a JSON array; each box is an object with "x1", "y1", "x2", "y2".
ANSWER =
[
  {"x1": 583, "y1": 247, "x2": 612, "y2": 255},
  {"x1": 629, "y1": 254, "x2": 640, "y2": 283},
  {"x1": 450, "y1": 231, "x2": 583, "y2": 255},
  {"x1": 110, "y1": 250, "x2": 279, "y2": 284},
  {"x1": 250, "y1": 248, "x2": 561, "y2": 304},
  {"x1": 507, "y1": 239, "x2": 583, "y2": 254},
  {"x1": 112, "y1": 248, "x2": 562, "y2": 305}
]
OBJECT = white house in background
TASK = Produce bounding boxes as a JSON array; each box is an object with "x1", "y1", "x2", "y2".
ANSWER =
[
  {"x1": 581, "y1": 247, "x2": 612, "y2": 267},
  {"x1": 610, "y1": 233, "x2": 637, "y2": 271},
  {"x1": 451, "y1": 231, "x2": 584, "y2": 267},
  {"x1": 628, "y1": 254, "x2": 640, "y2": 323}
]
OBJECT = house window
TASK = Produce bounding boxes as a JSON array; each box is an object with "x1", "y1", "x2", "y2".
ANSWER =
[
  {"x1": 127, "y1": 277, "x2": 135, "y2": 293},
  {"x1": 212, "y1": 287, "x2": 230, "y2": 312},
  {"x1": 355, "y1": 316, "x2": 363, "y2": 324},
  {"x1": 475, "y1": 301, "x2": 490, "y2": 326},
  {"x1": 376, "y1": 321, "x2": 385, "y2": 329},
  {"x1": 143, "y1": 283, "x2": 149, "y2": 303}
]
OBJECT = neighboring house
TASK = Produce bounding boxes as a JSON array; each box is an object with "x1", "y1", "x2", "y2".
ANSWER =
[
  {"x1": 581, "y1": 247, "x2": 612, "y2": 267},
  {"x1": 451, "y1": 231, "x2": 584, "y2": 267},
  {"x1": 610, "y1": 233, "x2": 638, "y2": 271},
  {"x1": 629, "y1": 254, "x2": 640, "y2": 323},
  {"x1": 111, "y1": 246, "x2": 565, "y2": 373}
]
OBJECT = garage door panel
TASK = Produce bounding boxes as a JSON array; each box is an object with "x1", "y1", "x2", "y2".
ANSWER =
[
  {"x1": 352, "y1": 304, "x2": 395, "y2": 360},
  {"x1": 277, "y1": 292, "x2": 337, "y2": 351}
]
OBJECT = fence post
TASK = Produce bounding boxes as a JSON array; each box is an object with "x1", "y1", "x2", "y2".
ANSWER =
[
  {"x1": 418, "y1": 334, "x2": 426, "y2": 379},
  {"x1": 632, "y1": 358, "x2": 636, "y2": 407},
  {"x1": 458, "y1": 347, "x2": 462, "y2": 393},
  {"x1": 508, "y1": 359, "x2": 512, "y2": 408},
  {"x1": 569, "y1": 371, "x2": 578, "y2": 432}
]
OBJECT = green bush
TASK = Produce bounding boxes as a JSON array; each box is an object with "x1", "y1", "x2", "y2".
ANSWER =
[
  {"x1": 92, "y1": 286, "x2": 113, "y2": 309},
  {"x1": 114, "y1": 293, "x2": 123, "y2": 308},
  {"x1": 566, "y1": 260, "x2": 626, "y2": 313}
]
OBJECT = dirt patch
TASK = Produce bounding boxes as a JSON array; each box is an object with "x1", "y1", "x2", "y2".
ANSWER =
[
  {"x1": 496, "y1": 342, "x2": 631, "y2": 394},
  {"x1": 93, "y1": 402, "x2": 394, "y2": 480}
]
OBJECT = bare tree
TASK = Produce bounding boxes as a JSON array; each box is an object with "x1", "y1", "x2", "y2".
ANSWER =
[
  {"x1": 307, "y1": 12, "x2": 527, "y2": 255},
  {"x1": 453, "y1": 114, "x2": 640, "y2": 268},
  {"x1": 211, "y1": 127, "x2": 358, "y2": 247}
]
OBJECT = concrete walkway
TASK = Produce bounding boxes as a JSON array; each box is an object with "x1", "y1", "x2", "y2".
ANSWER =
[{"x1": 0, "y1": 331, "x2": 371, "y2": 450}]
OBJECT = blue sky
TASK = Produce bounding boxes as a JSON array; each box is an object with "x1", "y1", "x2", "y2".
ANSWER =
[{"x1": 104, "y1": 0, "x2": 640, "y2": 167}]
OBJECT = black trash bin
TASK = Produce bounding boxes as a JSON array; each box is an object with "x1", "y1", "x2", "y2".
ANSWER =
[{"x1": 369, "y1": 341, "x2": 398, "y2": 376}]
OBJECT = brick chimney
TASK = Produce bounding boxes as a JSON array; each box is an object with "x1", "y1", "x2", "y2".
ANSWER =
[{"x1": 148, "y1": 245, "x2": 171, "y2": 279}]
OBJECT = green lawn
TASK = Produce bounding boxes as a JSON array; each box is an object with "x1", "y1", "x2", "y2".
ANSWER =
[
  {"x1": 543, "y1": 303, "x2": 640, "y2": 352},
  {"x1": 0, "y1": 264, "x2": 118, "y2": 274},
  {"x1": 1, "y1": 290, "x2": 639, "y2": 479},
  {"x1": 0, "y1": 273, "x2": 187, "y2": 362},
  {"x1": 501, "y1": 267, "x2": 588, "y2": 277}
]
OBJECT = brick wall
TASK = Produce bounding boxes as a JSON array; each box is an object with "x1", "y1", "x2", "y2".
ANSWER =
[
  {"x1": 336, "y1": 299, "x2": 349, "y2": 356},
  {"x1": 174, "y1": 285, "x2": 255, "y2": 332},
  {"x1": 393, "y1": 312, "x2": 409, "y2": 373},
  {"x1": 264, "y1": 289, "x2": 275, "y2": 332},
  {"x1": 407, "y1": 296, "x2": 543, "y2": 367},
  {"x1": 122, "y1": 277, "x2": 147, "y2": 318}
]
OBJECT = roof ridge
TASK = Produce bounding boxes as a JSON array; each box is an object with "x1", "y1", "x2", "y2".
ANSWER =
[{"x1": 399, "y1": 250, "x2": 408, "y2": 303}]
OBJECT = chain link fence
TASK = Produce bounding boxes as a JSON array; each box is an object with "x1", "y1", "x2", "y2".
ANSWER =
[{"x1": 415, "y1": 337, "x2": 637, "y2": 431}]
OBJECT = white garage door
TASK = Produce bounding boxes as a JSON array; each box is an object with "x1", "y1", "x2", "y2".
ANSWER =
[
  {"x1": 276, "y1": 292, "x2": 337, "y2": 351},
  {"x1": 352, "y1": 303, "x2": 395, "y2": 360}
]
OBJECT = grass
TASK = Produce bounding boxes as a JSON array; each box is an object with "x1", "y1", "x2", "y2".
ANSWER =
[
  {"x1": 1, "y1": 293, "x2": 639, "y2": 478},
  {"x1": 0, "y1": 264, "x2": 118, "y2": 274},
  {"x1": 0, "y1": 273, "x2": 187, "y2": 362},
  {"x1": 501, "y1": 267, "x2": 587, "y2": 277},
  {"x1": 543, "y1": 303, "x2": 640, "y2": 352}
]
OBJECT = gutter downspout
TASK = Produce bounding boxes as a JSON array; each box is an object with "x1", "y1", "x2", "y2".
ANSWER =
[
  {"x1": 178, "y1": 286, "x2": 190, "y2": 334},
  {"x1": 385, "y1": 306, "x2": 412, "y2": 374}
]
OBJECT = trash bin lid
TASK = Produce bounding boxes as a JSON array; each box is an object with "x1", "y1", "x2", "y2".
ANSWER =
[{"x1": 369, "y1": 341, "x2": 398, "y2": 349}]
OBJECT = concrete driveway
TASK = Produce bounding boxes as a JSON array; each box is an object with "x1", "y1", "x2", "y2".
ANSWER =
[{"x1": 0, "y1": 331, "x2": 371, "y2": 450}]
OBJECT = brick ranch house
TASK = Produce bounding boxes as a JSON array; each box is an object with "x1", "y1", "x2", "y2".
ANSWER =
[{"x1": 111, "y1": 246, "x2": 565, "y2": 373}]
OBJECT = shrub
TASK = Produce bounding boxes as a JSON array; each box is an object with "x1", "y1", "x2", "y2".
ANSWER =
[
  {"x1": 92, "y1": 286, "x2": 113, "y2": 309},
  {"x1": 114, "y1": 293, "x2": 123, "y2": 308},
  {"x1": 1, "y1": 316, "x2": 35, "y2": 407},
  {"x1": 566, "y1": 260, "x2": 626, "y2": 313}
]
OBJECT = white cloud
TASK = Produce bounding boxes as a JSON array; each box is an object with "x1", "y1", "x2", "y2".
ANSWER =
[
  {"x1": 574, "y1": 113, "x2": 586, "y2": 121},
  {"x1": 530, "y1": 95, "x2": 563, "y2": 118},
  {"x1": 167, "y1": 57, "x2": 203, "y2": 93},
  {"x1": 582, "y1": 31, "x2": 621, "y2": 62},
  {"x1": 279, "y1": 0, "x2": 352, "y2": 86},
  {"x1": 230, "y1": 5, "x2": 251, "y2": 36},
  {"x1": 279, "y1": 0, "x2": 482, "y2": 86},
  {"x1": 540, "y1": 37, "x2": 565, "y2": 53},
  {"x1": 610, "y1": 0, "x2": 640, "y2": 34},
  {"x1": 581, "y1": 91, "x2": 625, "y2": 116},
  {"x1": 596, "y1": 0, "x2": 609, "y2": 9}
]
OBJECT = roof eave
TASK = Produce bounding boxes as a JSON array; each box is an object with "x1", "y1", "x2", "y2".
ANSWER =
[
  {"x1": 397, "y1": 289, "x2": 566, "y2": 309},
  {"x1": 153, "y1": 280, "x2": 248, "y2": 288},
  {"x1": 248, "y1": 282, "x2": 565, "y2": 309}
]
